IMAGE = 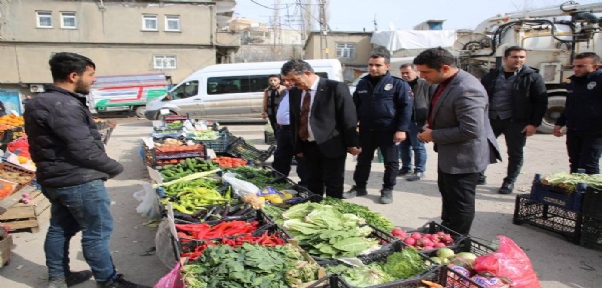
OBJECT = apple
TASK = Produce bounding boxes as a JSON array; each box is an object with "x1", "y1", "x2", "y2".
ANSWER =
[
  {"x1": 423, "y1": 245, "x2": 435, "y2": 250},
  {"x1": 434, "y1": 242, "x2": 446, "y2": 248},
  {"x1": 391, "y1": 228, "x2": 406, "y2": 237},
  {"x1": 423, "y1": 234, "x2": 433, "y2": 240},
  {"x1": 404, "y1": 237, "x2": 416, "y2": 246},
  {"x1": 421, "y1": 239, "x2": 434, "y2": 247},
  {"x1": 411, "y1": 232, "x2": 422, "y2": 240}
]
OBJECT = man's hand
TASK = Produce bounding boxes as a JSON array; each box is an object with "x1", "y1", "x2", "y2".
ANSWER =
[
  {"x1": 522, "y1": 125, "x2": 537, "y2": 137},
  {"x1": 394, "y1": 131, "x2": 407, "y2": 143},
  {"x1": 261, "y1": 112, "x2": 267, "y2": 120},
  {"x1": 347, "y1": 147, "x2": 362, "y2": 156},
  {"x1": 418, "y1": 126, "x2": 433, "y2": 143},
  {"x1": 553, "y1": 125, "x2": 565, "y2": 137}
]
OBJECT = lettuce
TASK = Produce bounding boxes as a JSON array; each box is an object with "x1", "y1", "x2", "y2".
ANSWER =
[{"x1": 382, "y1": 248, "x2": 427, "y2": 280}]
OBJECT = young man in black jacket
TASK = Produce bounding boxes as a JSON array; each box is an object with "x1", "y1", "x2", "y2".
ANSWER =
[
  {"x1": 554, "y1": 52, "x2": 602, "y2": 174},
  {"x1": 343, "y1": 54, "x2": 413, "y2": 204},
  {"x1": 24, "y1": 53, "x2": 147, "y2": 288},
  {"x1": 480, "y1": 46, "x2": 548, "y2": 194}
]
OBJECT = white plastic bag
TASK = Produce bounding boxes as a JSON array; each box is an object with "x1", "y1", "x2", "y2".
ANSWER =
[
  {"x1": 264, "y1": 120, "x2": 273, "y2": 133},
  {"x1": 133, "y1": 183, "x2": 162, "y2": 220},
  {"x1": 222, "y1": 172, "x2": 261, "y2": 197}
]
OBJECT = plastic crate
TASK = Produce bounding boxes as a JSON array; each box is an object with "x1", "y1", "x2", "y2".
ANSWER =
[
  {"x1": 152, "y1": 144, "x2": 208, "y2": 166},
  {"x1": 529, "y1": 174, "x2": 585, "y2": 212},
  {"x1": 199, "y1": 133, "x2": 229, "y2": 153},
  {"x1": 324, "y1": 241, "x2": 441, "y2": 288},
  {"x1": 163, "y1": 114, "x2": 189, "y2": 123},
  {"x1": 264, "y1": 131, "x2": 277, "y2": 145},
  {"x1": 263, "y1": 166, "x2": 323, "y2": 208},
  {"x1": 406, "y1": 222, "x2": 465, "y2": 255},
  {"x1": 580, "y1": 216, "x2": 602, "y2": 251},
  {"x1": 513, "y1": 194, "x2": 582, "y2": 244},
  {"x1": 583, "y1": 186, "x2": 602, "y2": 219},
  {"x1": 226, "y1": 137, "x2": 276, "y2": 164}
]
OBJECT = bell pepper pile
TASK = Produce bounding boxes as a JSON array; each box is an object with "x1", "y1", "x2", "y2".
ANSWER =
[
  {"x1": 180, "y1": 231, "x2": 287, "y2": 260},
  {"x1": 176, "y1": 220, "x2": 260, "y2": 240}
]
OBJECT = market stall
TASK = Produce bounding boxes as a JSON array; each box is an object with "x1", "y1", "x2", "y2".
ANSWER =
[{"x1": 134, "y1": 118, "x2": 555, "y2": 288}]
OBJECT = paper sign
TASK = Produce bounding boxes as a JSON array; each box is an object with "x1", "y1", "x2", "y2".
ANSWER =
[{"x1": 146, "y1": 166, "x2": 163, "y2": 184}]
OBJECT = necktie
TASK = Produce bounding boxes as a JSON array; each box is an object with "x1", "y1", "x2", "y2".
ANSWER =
[{"x1": 299, "y1": 90, "x2": 311, "y2": 141}]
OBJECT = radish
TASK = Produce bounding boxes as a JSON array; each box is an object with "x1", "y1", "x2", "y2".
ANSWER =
[
  {"x1": 423, "y1": 245, "x2": 435, "y2": 250},
  {"x1": 442, "y1": 234, "x2": 453, "y2": 243},
  {"x1": 411, "y1": 232, "x2": 422, "y2": 240},
  {"x1": 421, "y1": 239, "x2": 434, "y2": 247},
  {"x1": 391, "y1": 228, "x2": 406, "y2": 237},
  {"x1": 404, "y1": 237, "x2": 416, "y2": 246},
  {"x1": 434, "y1": 242, "x2": 446, "y2": 248}
]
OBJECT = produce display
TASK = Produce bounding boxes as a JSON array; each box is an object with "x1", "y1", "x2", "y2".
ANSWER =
[
  {"x1": 0, "y1": 169, "x2": 33, "y2": 185},
  {"x1": 181, "y1": 244, "x2": 320, "y2": 288},
  {"x1": 212, "y1": 156, "x2": 248, "y2": 168},
  {"x1": 326, "y1": 248, "x2": 429, "y2": 287},
  {"x1": 176, "y1": 220, "x2": 260, "y2": 240},
  {"x1": 228, "y1": 166, "x2": 290, "y2": 191},
  {"x1": 0, "y1": 115, "x2": 24, "y2": 127},
  {"x1": 173, "y1": 202, "x2": 256, "y2": 223},
  {"x1": 180, "y1": 232, "x2": 288, "y2": 261},
  {"x1": 155, "y1": 140, "x2": 204, "y2": 154},
  {"x1": 158, "y1": 158, "x2": 219, "y2": 181},
  {"x1": 321, "y1": 197, "x2": 395, "y2": 232},
  {"x1": 541, "y1": 172, "x2": 602, "y2": 192},
  {"x1": 187, "y1": 130, "x2": 220, "y2": 140},
  {"x1": 267, "y1": 202, "x2": 382, "y2": 259},
  {"x1": 0, "y1": 179, "x2": 17, "y2": 198},
  {"x1": 7, "y1": 137, "x2": 30, "y2": 158},
  {"x1": 390, "y1": 228, "x2": 456, "y2": 251}
]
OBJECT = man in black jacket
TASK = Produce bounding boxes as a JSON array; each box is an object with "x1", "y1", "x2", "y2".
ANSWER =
[
  {"x1": 343, "y1": 54, "x2": 413, "y2": 204},
  {"x1": 554, "y1": 52, "x2": 602, "y2": 174},
  {"x1": 24, "y1": 53, "x2": 147, "y2": 288},
  {"x1": 399, "y1": 63, "x2": 432, "y2": 181},
  {"x1": 480, "y1": 46, "x2": 548, "y2": 194},
  {"x1": 282, "y1": 59, "x2": 360, "y2": 199}
]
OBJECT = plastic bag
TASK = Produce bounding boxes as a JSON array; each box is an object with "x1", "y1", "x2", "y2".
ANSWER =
[
  {"x1": 155, "y1": 218, "x2": 180, "y2": 269},
  {"x1": 133, "y1": 183, "x2": 162, "y2": 220},
  {"x1": 153, "y1": 261, "x2": 184, "y2": 288},
  {"x1": 264, "y1": 120, "x2": 273, "y2": 133},
  {"x1": 474, "y1": 236, "x2": 540, "y2": 288},
  {"x1": 222, "y1": 172, "x2": 260, "y2": 197}
]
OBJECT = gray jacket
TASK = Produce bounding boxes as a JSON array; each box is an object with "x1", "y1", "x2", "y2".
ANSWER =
[{"x1": 431, "y1": 70, "x2": 501, "y2": 174}]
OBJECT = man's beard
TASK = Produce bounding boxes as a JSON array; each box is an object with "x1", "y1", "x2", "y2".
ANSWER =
[{"x1": 74, "y1": 79, "x2": 90, "y2": 95}]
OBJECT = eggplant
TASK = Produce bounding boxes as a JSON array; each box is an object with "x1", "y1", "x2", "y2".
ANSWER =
[
  {"x1": 221, "y1": 205, "x2": 230, "y2": 218},
  {"x1": 202, "y1": 207, "x2": 217, "y2": 221},
  {"x1": 233, "y1": 205, "x2": 254, "y2": 217}
]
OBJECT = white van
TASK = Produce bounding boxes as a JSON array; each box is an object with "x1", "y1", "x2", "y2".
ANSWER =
[{"x1": 144, "y1": 59, "x2": 343, "y2": 122}]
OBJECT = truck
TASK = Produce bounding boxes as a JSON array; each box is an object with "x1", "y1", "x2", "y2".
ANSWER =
[
  {"x1": 453, "y1": 1, "x2": 602, "y2": 133},
  {"x1": 89, "y1": 73, "x2": 172, "y2": 118}
]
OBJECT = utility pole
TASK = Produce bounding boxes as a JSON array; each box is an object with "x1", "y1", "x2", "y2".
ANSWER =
[{"x1": 319, "y1": 0, "x2": 329, "y2": 58}]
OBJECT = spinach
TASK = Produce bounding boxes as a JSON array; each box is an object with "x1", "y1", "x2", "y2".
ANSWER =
[{"x1": 182, "y1": 243, "x2": 319, "y2": 288}]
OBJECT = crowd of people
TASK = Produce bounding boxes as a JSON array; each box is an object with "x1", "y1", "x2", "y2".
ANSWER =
[
  {"x1": 266, "y1": 47, "x2": 602, "y2": 236},
  {"x1": 20, "y1": 47, "x2": 602, "y2": 287}
]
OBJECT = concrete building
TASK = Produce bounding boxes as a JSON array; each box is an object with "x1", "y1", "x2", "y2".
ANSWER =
[
  {"x1": 0, "y1": 0, "x2": 239, "y2": 112},
  {"x1": 303, "y1": 31, "x2": 372, "y2": 82}
]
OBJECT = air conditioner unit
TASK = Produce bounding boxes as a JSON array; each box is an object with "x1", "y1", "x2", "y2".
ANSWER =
[{"x1": 30, "y1": 84, "x2": 45, "y2": 93}]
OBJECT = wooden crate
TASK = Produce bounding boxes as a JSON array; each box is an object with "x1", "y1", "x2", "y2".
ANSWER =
[{"x1": 0, "y1": 187, "x2": 50, "y2": 233}]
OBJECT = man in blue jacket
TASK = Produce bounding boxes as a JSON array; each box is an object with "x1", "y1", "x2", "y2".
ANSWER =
[
  {"x1": 554, "y1": 52, "x2": 602, "y2": 174},
  {"x1": 343, "y1": 53, "x2": 413, "y2": 204}
]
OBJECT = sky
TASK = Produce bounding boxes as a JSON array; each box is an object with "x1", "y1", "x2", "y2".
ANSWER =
[{"x1": 233, "y1": 0, "x2": 601, "y2": 32}]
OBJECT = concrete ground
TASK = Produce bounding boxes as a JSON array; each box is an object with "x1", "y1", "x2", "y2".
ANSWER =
[{"x1": 0, "y1": 118, "x2": 601, "y2": 287}]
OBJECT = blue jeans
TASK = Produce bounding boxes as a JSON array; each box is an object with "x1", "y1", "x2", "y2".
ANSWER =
[
  {"x1": 399, "y1": 122, "x2": 427, "y2": 173},
  {"x1": 42, "y1": 179, "x2": 117, "y2": 284}
]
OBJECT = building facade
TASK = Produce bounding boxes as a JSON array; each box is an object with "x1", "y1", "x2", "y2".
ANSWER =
[{"x1": 0, "y1": 0, "x2": 239, "y2": 111}]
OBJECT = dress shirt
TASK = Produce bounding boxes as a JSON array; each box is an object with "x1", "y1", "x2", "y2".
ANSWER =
[
  {"x1": 276, "y1": 90, "x2": 290, "y2": 125},
  {"x1": 300, "y1": 76, "x2": 320, "y2": 142}
]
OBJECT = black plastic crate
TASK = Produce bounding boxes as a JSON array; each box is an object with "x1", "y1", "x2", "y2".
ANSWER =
[
  {"x1": 401, "y1": 221, "x2": 466, "y2": 255},
  {"x1": 323, "y1": 241, "x2": 441, "y2": 288},
  {"x1": 226, "y1": 137, "x2": 276, "y2": 164},
  {"x1": 513, "y1": 194, "x2": 582, "y2": 244},
  {"x1": 581, "y1": 216, "x2": 602, "y2": 251},
  {"x1": 263, "y1": 166, "x2": 323, "y2": 208},
  {"x1": 264, "y1": 131, "x2": 277, "y2": 144},
  {"x1": 198, "y1": 132, "x2": 229, "y2": 153},
  {"x1": 583, "y1": 186, "x2": 602, "y2": 219},
  {"x1": 529, "y1": 174, "x2": 585, "y2": 212}
]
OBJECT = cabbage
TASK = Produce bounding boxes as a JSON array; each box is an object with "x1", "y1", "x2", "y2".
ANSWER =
[{"x1": 382, "y1": 248, "x2": 428, "y2": 279}]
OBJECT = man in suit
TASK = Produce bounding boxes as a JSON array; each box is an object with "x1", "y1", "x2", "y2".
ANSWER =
[
  {"x1": 281, "y1": 59, "x2": 361, "y2": 198},
  {"x1": 414, "y1": 48, "x2": 501, "y2": 235}
]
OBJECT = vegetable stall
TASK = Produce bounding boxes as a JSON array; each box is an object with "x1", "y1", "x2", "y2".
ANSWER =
[{"x1": 135, "y1": 117, "x2": 551, "y2": 288}]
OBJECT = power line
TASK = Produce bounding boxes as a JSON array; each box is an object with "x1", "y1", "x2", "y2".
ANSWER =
[{"x1": 250, "y1": 0, "x2": 294, "y2": 10}]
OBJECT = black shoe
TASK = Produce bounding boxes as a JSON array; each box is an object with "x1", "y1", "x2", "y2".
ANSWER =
[
  {"x1": 380, "y1": 188, "x2": 393, "y2": 204},
  {"x1": 97, "y1": 274, "x2": 150, "y2": 288},
  {"x1": 342, "y1": 186, "x2": 367, "y2": 199},
  {"x1": 397, "y1": 169, "x2": 410, "y2": 177},
  {"x1": 477, "y1": 175, "x2": 487, "y2": 185},
  {"x1": 406, "y1": 172, "x2": 425, "y2": 182},
  {"x1": 66, "y1": 270, "x2": 93, "y2": 287},
  {"x1": 498, "y1": 182, "x2": 514, "y2": 194}
]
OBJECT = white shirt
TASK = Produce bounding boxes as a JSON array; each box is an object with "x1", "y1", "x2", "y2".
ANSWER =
[
  {"x1": 276, "y1": 90, "x2": 290, "y2": 125},
  {"x1": 300, "y1": 76, "x2": 320, "y2": 142}
]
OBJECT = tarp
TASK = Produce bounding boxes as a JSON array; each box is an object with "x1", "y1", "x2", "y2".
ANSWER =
[{"x1": 371, "y1": 30, "x2": 457, "y2": 52}]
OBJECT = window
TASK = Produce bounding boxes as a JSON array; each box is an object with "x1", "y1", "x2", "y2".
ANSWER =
[
  {"x1": 60, "y1": 12, "x2": 77, "y2": 29},
  {"x1": 153, "y1": 55, "x2": 177, "y2": 69},
  {"x1": 336, "y1": 43, "x2": 356, "y2": 59},
  {"x1": 36, "y1": 11, "x2": 52, "y2": 28},
  {"x1": 142, "y1": 15, "x2": 158, "y2": 31},
  {"x1": 207, "y1": 75, "x2": 273, "y2": 95},
  {"x1": 165, "y1": 15, "x2": 181, "y2": 32},
  {"x1": 170, "y1": 81, "x2": 199, "y2": 100}
]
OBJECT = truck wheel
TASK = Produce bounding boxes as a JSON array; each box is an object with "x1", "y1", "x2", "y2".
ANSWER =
[
  {"x1": 134, "y1": 106, "x2": 146, "y2": 118},
  {"x1": 537, "y1": 96, "x2": 565, "y2": 134}
]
